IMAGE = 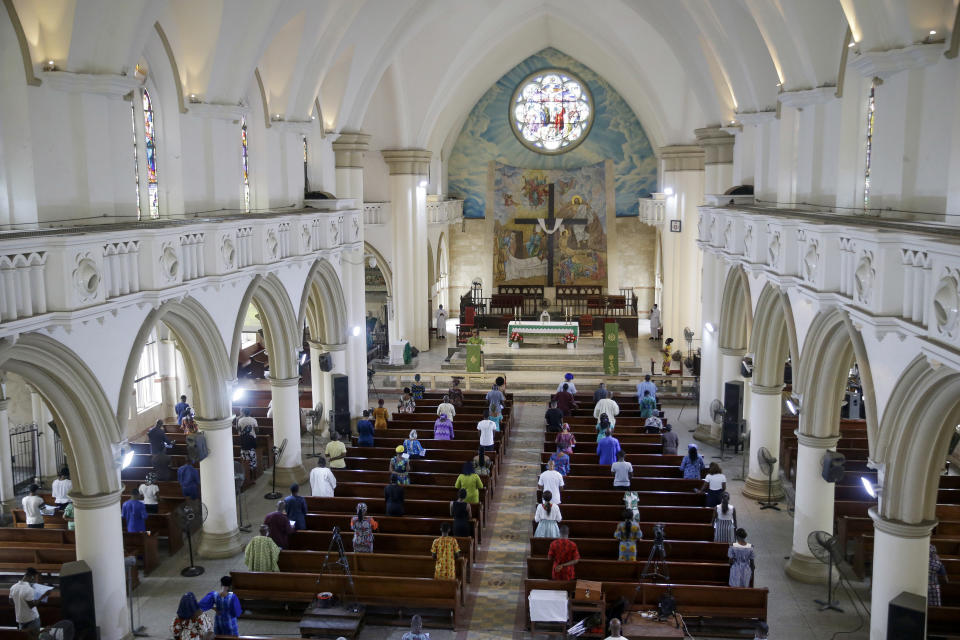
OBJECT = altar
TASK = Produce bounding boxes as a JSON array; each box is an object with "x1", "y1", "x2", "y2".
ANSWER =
[{"x1": 507, "y1": 320, "x2": 579, "y2": 346}]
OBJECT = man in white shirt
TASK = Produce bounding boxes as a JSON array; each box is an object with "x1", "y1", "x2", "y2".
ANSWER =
[
  {"x1": 436, "y1": 395, "x2": 456, "y2": 419},
  {"x1": 22, "y1": 485, "x2": 45, "y2": 529},
  {"x1": 138, "y1": 473, "x2": 161, "y2": 513},
  {"x1": 9, "y1": 568, "x2": 40, "y2": 631},
  {"x1": 51, "y1": 470, "x2": 72, "y2": 510},
  {"x1": 637, "y1": 374, "x2": 657, "y2": 402},
  {"x1": 611, "y1": 451, "x2": 633, "y2": 488},
  {"x1": 309, "y1": 457, "x2": 337, "y2": 497},
  {"x1": 477, "y1": 412, "x2": 498, "y2": 453},
  {"x1": 237, "y1": 408, "x2": 259, "y2": 434},
  {"x1": 649, "y1": 303, "x2": 661, "y2": 340},
  {"x1": 557, "y1": 373, "x2": 577, "y2": 395},
  {"x1": 435, "y1": 304, "x2": 448, "y2": 340},
  {"x1": 537, "y1": 459, "x2": 565, "y2": 504},
  {"x1": 604, "y1": 618, "x2": 628, "y2": 640},
  {"x1": 593, "y1": 395, "x2": 620, "y2": 427}
]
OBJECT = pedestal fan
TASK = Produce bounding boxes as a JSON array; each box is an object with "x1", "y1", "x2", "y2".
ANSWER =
[
  {"x1": 175, "y1": 499, "x2": 207, "y2": 577},
  {"x1": 757, "y1": 447, "x2": 781, "y2": 510},
  {"x1": 264, "y1": 438, "x2": 288, "y2": 500},
  {"x1": 807, "y1": 530, "x2": 855, "y2": 612}
]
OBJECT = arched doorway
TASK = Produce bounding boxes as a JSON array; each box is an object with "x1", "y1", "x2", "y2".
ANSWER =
[{"x1": 363, "y1": 242, "x2": 393, "y2": 359}]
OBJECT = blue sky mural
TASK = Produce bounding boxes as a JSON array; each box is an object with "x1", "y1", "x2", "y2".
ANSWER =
[{"x1": 448, "y1": 47, "x2": 657, "y2": 218}]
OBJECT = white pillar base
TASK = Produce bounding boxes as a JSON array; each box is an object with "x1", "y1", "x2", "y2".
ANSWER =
[
  {"x1": 743, "y1": 383, "x2": 784, "y2": 501},
  {"x1": 786, "y1": 433, "x2": 839, "y2": 584},
  {"x1": 196, "y1": 417, "x2": 241, "y2": 558},
  {"x1": 270, "y1": 378, "x2": 307, "y2": 486}
]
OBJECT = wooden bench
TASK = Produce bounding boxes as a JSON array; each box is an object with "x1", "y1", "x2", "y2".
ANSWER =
[
  {"x1": 13, "y1": 509, "x2": 182, "y2": 554},
  {"x1": 306, "y1": 514, "x2": 477, "y2": 541},
  {"x1": 526, "y1": 557, "x2": 733, "y2": 585},
  {"x1": 306, "y1": 497, "x2": 486, "y2": 534},
  {"x1": 536, "y1": 489, "x2": 705, "y2": 508},
  {"x1": 542, "y1": 520, "x2": 714, "y2": 541},
  {"x1": 529, "y1": 537, "x2": 730, "y2": 563}
]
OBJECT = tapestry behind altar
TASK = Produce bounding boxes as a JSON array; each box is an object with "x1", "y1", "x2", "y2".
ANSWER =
[{"x1": 492, "y1": 161, "x2": 609, "y2": 286}]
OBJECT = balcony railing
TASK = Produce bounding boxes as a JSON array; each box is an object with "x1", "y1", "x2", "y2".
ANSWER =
[
  {"x1": 639, "y1": 195, "x2": 666, "y2": 226},
  {"x1": 363, "y1": 202, "x2": 388, "y2": 226},
  {"x1": 427, "y1": 199, "x2": 464, "y2": 225}
]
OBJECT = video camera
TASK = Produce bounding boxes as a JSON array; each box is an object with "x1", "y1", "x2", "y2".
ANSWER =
[{"x1": 653, "y1": 523, "x2": 665, "y2": 545}]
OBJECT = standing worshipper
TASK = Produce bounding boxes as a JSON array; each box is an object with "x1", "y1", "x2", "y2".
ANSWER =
[
  {"x1": 431, "y1": 523, "x2": 460, "y2": 579},
  {"x1": 477, "y1": 411, "x2": 497, "y2": 453},
  {"x1": 597, "y1": 429, "x2": 621, "y2": 466},
  {"x1": 930, "y1": 543, "x2": 948, "y2": 606},
  {"x1": 22, "y1": 485, "x2": 45, "y2": 529},
  {"x1": 680, "y1": 444, "x2": 706, "y2": 479},
  {"x1": 237, "y1": 408, "x2": 258, "y2": 434},
  {"x1": 9, "y1": 568, "x2": 41, "y2": 632},
  {"x1": 538, "y1": 459, "x2": 565, "y2": 504},
  {"x1": 174, "y1": 395, "x2": 189, "y2": 423},
  {"x1": 611, "y1": 451, "x2": 633, "y2": 488},
  {"x1": 411, "y1": 374, "x2": 425, "y2": 400},
  {"x1": 62, "y1": 501, "x2": 76, "y2": 531},
  {"x1": 437, "y1": 395, "x2": 456, "y2": 420},
  {"x1": 121, "y1": 491, "x2": 148, "y2": 533},
  {"x1": 472, "y1": 446, "x2": 492, "y2": 477},
  {"x1": 594, "y1": 394, "x2": 619, "y2": 427},
  {"x1": 324, "y1": 430, "x2": 347, "y2": 469},
  {"x1": 728, "y1": 528, "x2": 755, "y2": 587},
  {"x1": 356, "y1": 411, "x2": 375, "y2": 447},
  {"x1": 239, "y1": 423, "x2": 258, "y2": 472},
  {"x1": 373, "y1": 399, "x2": 390, "y2": 430},
  {"x1": 637, "y1": 374, "x2": 658, "y2": 401},
  {"x1": 263, "y1": 500, "x2": 294, "y2": 548},
  {"x1": 661, "y1": 338, "x2": 674, "y2": 374},
  {"x1": 284, "y1": 484, "x2": 307, "y2": 531},
  {"x1": 548, "y1": 526, "x2": 579, "y2": 580},
  {"x1": 350, "y1": 503, "x2": 378, "y2": 553},
  {"x1": 404, "y1": 430, "x2": 426, "y2": 458},
  {"x1": 485, "y1": 383, "x2": 504, "y2": 412},
  {"x1": 534, "y1": 491, "x2": 562, "y2": 538},
  {"x1": 244, "y1": 525, "x2": 280, "y2": 572},
  {"x1": 170, "y1": 592, "x2": 212, "y2": 640},
  {"x1": 399, "y1": 388, "x2": 416, "y2": 413},
  {"x1": 613, "y1": 510, "x2": 641, "y2": 561},
  {"x1": 152, "y1": 450, "x2": 175, "y2": 481},
  {"x1": 433, "y1": 413, "x2": 454, "y2": 440},
  {"x1": 555, "y1": 384, "x2": 578, "y2": 416},
  {"x1": 198, "y1": 576, "x2": 242, "y2": 636},
  {"x1": 455, "y1": 461, "x2": 484, "y2": 504},
  {"x1": 309, "y1": 457, "x2": 337, "y2": 497},
  {"x1": 384, "y1": 476, "x2": 405, "y2": 516},
  {"x1": 148, "y1": 419, "x2": 173, "y2": 454},
  {"x1": 435, "y1": 304, "x2": 448, "y2": 341},
  {"x1": 545, "y1": 400, "x2": 564, "y2": 433},
  {"x1": 555, "y1": 423, "x2": 576, "y2": 454},
  {"x1": 593, "y1": 383, "x2": 610, "y2": 404},
  {"x1": 699, "y1": 463, "x2": 728, "y2": 507},
  {"x1": 639, "y1": 390, "x2": 657, "y2": 419},
  {"x1": 450, "y1": 490, "x2": 473, "y2": 537},
  {"x1": 448, "y1": 378, "x2": 465, "y2": 408},
  {"x1": 661, "y1": 424, "x2": 679, "y2": 455},
  {"x1": 549, "y1": 446, "x2": 570, "y2": 477},
  {"x1": 557, "y1": 373, "x2": 577, "y2": 394},
  {"x1": 390, "y1": 446, "x2": 411, "y2": 485},
  {"x1": 177, "y1": 463, "x2": 200, "y2": 500},
  {"x1": 649, "y1": 304, "x2": 661, "y2": 341},
  {"x1": 595, "y1": 414, "x2": 613, "y2": 441},
  {"x1": 489, "y1": 405, "x2": 503, "y2": 430},
  {"x1": 713, "y1": 493, "x2": 737, "y2": 543},
  {"x1": 51, "y1": 469, "x2": 72, "y2": 511}
]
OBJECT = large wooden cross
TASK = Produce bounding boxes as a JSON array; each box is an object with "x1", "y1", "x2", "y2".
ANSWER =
[{"x1": 514, "y1": 183, "x2": 589, "y2": 286}]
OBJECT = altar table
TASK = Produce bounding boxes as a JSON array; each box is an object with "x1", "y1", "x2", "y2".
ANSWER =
[{"x1": 507, "y1": 320, "x2": 579, "y2": 345}]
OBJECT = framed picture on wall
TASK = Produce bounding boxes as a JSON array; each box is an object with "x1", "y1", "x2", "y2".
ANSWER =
[{"x1": 669, "y1": 220, "x2": 682, "y2": 233}]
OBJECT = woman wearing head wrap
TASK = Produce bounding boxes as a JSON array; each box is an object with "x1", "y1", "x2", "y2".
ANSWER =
[
  {"x1": 555, "y1": 423, "x2": 576, "y2": 454},
  {"x1": 454, "y1": 460, "x2": 484, "y2": 504},
  {"x1": 595, "y1": 413, "x2": 612, "y2": 441},
  {"x1": 680, "y1": 443, "x2": 706, "y2": 480},
  {"x1": 556, "y1": 373, "x2": 577, "y2": 395},
  {"x1": 433, "y1": 413, "x2": 454, "y2": 440},
  {"x1": 390, "y1": 445, "x2": 411, "y2": 485},
  {"x1": 403, "y1": 429, "x2": 426, "y2": 458},
  {"x1": 350, "y1": 502, "x2": 378, "y2": 553},
  {"x1": 170, "y1": 592, "x2": 212, "y2": 640},
  {"x1": 410, "y1": 374, "x2": 425, "y2": 401}
]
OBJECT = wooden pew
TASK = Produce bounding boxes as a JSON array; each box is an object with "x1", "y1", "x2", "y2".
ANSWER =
[
  {"x1": 537, "y1": 490, "x2": 706, "y2": 508},
  {"x1": 305, "y1": 497, "x2": 486, "y2": 533},
  {"x1": 305, "y1": 514, "x2": 475, "y2": 540},
  {"x1": 546, "y1": 520, "x2": 714, "y2": 541},
  {"x1": 526, "y1": 556, "x2": 732, "y2": 586},
  {"x1": 13, "y1": 509, "x2": 182, "y2": 554},
  {"x1": 529, "y1": 537, "x2": 730, "y2": 563}
]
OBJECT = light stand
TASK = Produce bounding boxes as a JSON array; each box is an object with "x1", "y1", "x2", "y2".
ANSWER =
[{"x1": 125, "y1": 556, "x2": 147, "y2": 636}]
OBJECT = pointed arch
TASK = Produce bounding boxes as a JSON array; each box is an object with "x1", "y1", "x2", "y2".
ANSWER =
[
  {"x1": 750, "y1": 283, "x2": 799, "y2": 388},
  {"x1": 229, "y1": 273, "x2": 300, "y2": 380},
  {"x1": 718, "y1": 264, "x2": 752, "y2": 351},
  {"x1": 364, "y1": 241, "x2": 392, "y2": 298},
  {"x1": 298, "y1": 258, "x2": 348, "y2": 346}
]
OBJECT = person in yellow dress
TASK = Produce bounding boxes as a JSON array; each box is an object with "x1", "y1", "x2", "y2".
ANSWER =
[
  {"x1": 373, "y1": 399, "x2": 389, "y2": 430},
  {"x1": 661, "y1": 338, "x2": 674, "y2": 375},
  {"x1": 431, "y1": 523, "x2": 461, "y2": 579}
]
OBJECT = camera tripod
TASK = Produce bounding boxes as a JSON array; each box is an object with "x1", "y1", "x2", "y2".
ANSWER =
[
  {"x1": 641, "y1": 539, "x2": 670, "y2": 582},
  {"x1": 320, "y1": 526, "x2": 361, "y2": 612}
]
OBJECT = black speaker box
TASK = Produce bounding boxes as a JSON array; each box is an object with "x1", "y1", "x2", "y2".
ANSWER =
[
  {"x1": 722, "y1": 419, "x2": 742, "y2": 448},
  {"x1": 60, "y1": 560, "x2": 97, "y2": 639},
  {"x1": 723, "y1": 380, "x2": 744, "y2": 425},
  {"x1": 333, "y1": 412, "x2": 351, "y2": 437},
  {"x1": 332, "y1": 374, "x2": 349, "y2": 415},
  {"x1": 691, "y1": 354, "x2": 701, "y2": 377},
  {"x1": 821, "y1": 450, "x2": 846, "y2": 483},
  {"x1": 887, "y1": 591, "x2": 925, "y2": 639},
  {"x1": 317, "y1": 352, "x2": 333, "y2": 372}
]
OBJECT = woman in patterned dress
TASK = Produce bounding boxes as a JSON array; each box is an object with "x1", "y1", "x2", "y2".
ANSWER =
[
  {"x1": 410, "y1": 374, "x2": 426, "y2": 401},
  {"x1": 713, "y1": 492, "x2": 737, "y2": 543},
  {"x1": 351, "y1": 502, "x2": 378, "y2": 553},
  {"x1": 403, "y1": 430, "x2": 426, "y2": 458},
  {"x1": 728, "y1": 528, "x2": 756, "y2": 587},
  {"x1": 555, "y1": 423, "x2": 576, "y2": 454},
  {"x1": 930, "y1": 544, "x2": 948, "y2": 606},
  {"x1": 447, "y1": 378, "x2": 464, "y2": 408},
  {"x1": 549, "y1": 446, "x2": 570, "y2": 477},
  {"x1": 170, "y1": 592, "x2": 212, "y2": 640},
  {"x1": 614, "y1": 510, "x2": 641, "y2": 561},
  {"x1": 679, "y1": 444, "x2": 706, "y2": 480},
  {"x1": 198, "y1": 576, "x2": 242, "y2": 636},
  {"x1": 431, "y1": 523, "x2": 461, "y2": 579},
  {"x1": 390, "y1": 446, "x2": 411, "y2": 485},
  {"x1": 399, "y1": 388, "x2": 416, "y2": 413},
  {"x1": 433, "y1": 413, "x2": 454, "y2": 440}
]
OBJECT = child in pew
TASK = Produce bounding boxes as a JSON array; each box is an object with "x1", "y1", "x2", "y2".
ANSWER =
[
  {"x1": 729, "y1": 528, "x2": 756, "y2": 587},
  {"x1": 350, "y1": 502, "x2": 378, "y2": 553},
  {"x1": 431, "y1": 522, "x2": 460, "y2": 579},
  {"x1": 534, "y1": 491, "x2": 562, "y2": 538}
]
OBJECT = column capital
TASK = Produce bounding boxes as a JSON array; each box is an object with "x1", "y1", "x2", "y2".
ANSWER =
[
  {"x1": 195, "y1": 417, "x2": 234, "y2": 431},
  {"x1": 0, "y1": 399, "x2": 8, "y2": 411},
  {"x1": 657, "y1": 145, "x2": 704, "y2": 172},
  {"x1": 381, "y1": 149, "x2": 432, "y2": 176},
  {"x1": 794, "y1": 431, "x2": 840, "y2": 449},
  {"x1": 320, "y1": 342, "x2": 348, "y2": 352},
  {"x1": 749, "y1": 382, "x2": 784, "y2": 396},
  {"x1": 69, "y1": 489, "x2": 121, "y2": 509},
  {"x1": 269, "y1": 377, "x2": 301, "y2": 389},
  {"x1": 694, "y1": 127, "x2": 734, "y2": 165},
  {"x1": 332, "y1": 132, "x2": 371, "y2": 168},
  {"x1": 869, "y1": 506, "x2": 937, "y2": 538},
  {"x1": 719, "y1": 347, "x2": 747, "y2": 357}
]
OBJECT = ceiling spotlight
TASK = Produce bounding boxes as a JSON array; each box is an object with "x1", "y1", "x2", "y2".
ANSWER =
[
  {"x1": 664, "y1": 187, "x2": 674, "y2": 196},
  {"x1": 847, "y1": 41, "x2": 856, "y2": 48}
]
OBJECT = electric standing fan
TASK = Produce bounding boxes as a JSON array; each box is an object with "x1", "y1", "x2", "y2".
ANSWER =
[
  {"x1": 264, "y1": 438, "x2": 288, "y2": 500},
  {"x1": 709, "y1": 400, "x2": 730, "y2": 460},
  {"x1": 778, "y1": 469, "x2": 796, "y2": 514},
  {"x1": 175, "y1": 499, "x2": 208, "y2": 577},
  {"x1": 234, "y1": 461, "x2": 251, "y2": 533},
  {"x1": 757, "y1": 447, "x2": 781, "y2": 510},
  {"x1": 807, "y1": 530, "x2": 854, "y2": 612}
]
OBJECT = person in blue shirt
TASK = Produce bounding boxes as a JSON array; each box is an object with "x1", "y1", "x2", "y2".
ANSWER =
[
  {"x1": 199, "y1": 576, "x2": 242, "y2": 636},
  {"x1": 679, "y1": 444, "x2": 706, "y2": 480},
  {"x1": 174, "y1": 395, "x2": 189, "y2": 424},
  {"x1": 121, "y1": 491, "x2": 148, "y2": 533},
  {"x1": 549, "y1": 446, "x2": 570, "y2": 477},
  {"x1": 357, "y1": 410, "x2": 375, "y2": 447},
  {"x1": 596, "y1": 429, "x2": 621, "y2": 465},
  {"x1": 403, "y1": 430, "x2": 426, "y2": 458},
  {"x1": 177, "y1": 463, "x2": 200, "y2": 500},
  {"x1": 284, "y1": 483, "x2": 307, "y2": 530}
]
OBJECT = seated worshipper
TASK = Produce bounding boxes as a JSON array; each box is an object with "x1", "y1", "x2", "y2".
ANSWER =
[
  {"x1": 545, "y1": 400, "x2": 564, "y2": 432},
  {"x1": 373, "y1": 398, "x2": 390, "y2": 430},
  {"x1": 639, "y1": 389, "x2": 657, "y2": 419},
  {"x1": 450, "y1": 489, "x2": 473, "y2": 537},
  {"x1": 384, "y1": 476, "x2": 405, "y2": 517},
  {"x1": 477, "y1": 410, "x2": 498, "y2": 453},
  {"x1": 148, "y1": 419, "x2": 173, "y2": 454},
  {"x1": 595, "y1": 413, "x2": 613, "y2": 441},
  {"x1": 473, "y1": 446, "x2": 492, "y2": 477},
  {"x1": 263, "y1": 500, "x2": 294, "y2": 548},
  {"x1": 548, "y1": 526, "x2": 580, "y2": 580},
  {"x1": 728, "y1": 528, "x2": 755, "y2": 587},
  {"x1": 538, "y1": 459, "x2": 565, "y2": 504},
  {"x1": 398, "y1": 387, "x2": 416, "y2": 413},
  {"x1": 557, "y1": 373, "x2": 578, "y2": 395},
  {"x1": 555, "y1": 423, "x2": 576, "y2": 454},
  {"x1": 390, "y1": 446, "x2": 411, "y2": 485},
  {"x1": 309, "y1": 457, "x2": 336, "y2": 497},
  {"x1": 699, "y1": 463, "x2": 728, "y2": 508},
  {"x1": 51, "y1": 469, "x2": 72, "y2": 511},
  {"x1": 410, "y1": 374, "x2": 426, "y2": 400},
  {"x1": 404, "y1": 430, "x2": 426, "y2": 458},
  {"x1": 593, "y1": 382, "x2": 610, "y2": 403},
  {"x1": 22, "y1": 485, "x2": 45, "y2": 529},
  {"x1": 448, "y1": 378, "x2": 464, "y2": 407},
  {"x1": 239, "y1": 423, "x2": 257, "y2": 471},
  {"x1": 433, "y1": 413, "x2": 454, "y2": 440},
  {"x1": 199, "y1": 576, "x2": 242, "y2": 637},
  {"x1": 597, "y1": 430, "x2": 621, "y2": 466},
  {"x1": 237, "y1": 408, "x2": 258, "y2": 434},
  {"x1": 485, "y1": 383, "x2": 504, "y2": 411},
  {"x1": 594, "y1": 394, "x2": 620, "y2": 428},
  {"x1": 62, "y1": 501, "x2": 75, "y2": 531},
  {"x1": 613, "y1": 510, "x2": 641, "y2": 561},
  {"x1": 534, "y1": 491, "x2": 562, "y2": 538},
  {"x1": 637, "y1": 374, "x2": 657, "y2": 402},
  {"x1": 402, "y1": 614, "x2": 431, "y2": 640},
  {"x1": 611, "y1": 451, "x2": 633, "y2": 488},
  {"x1": 121, "y1": 491, "x2": 148, "y2": 533},
  {"x1": 350, "y1": 503, "x2": 378, "y2": 553},
  {"x1": 137, "y1": 471, "x2": 160, "y2": 513},
  {"x1": 431, "y1": 523, "x2": 461, "y2": 579},
  {"x1": 555, "y1": 383, "x2": 578, "y2": 416},
  {"x1": 604, "y1": 618, "x2": 628, "y2": 640},
  {"x1": 244, "y1": 524, "x2": 280, "y2": 572},
  {"x1": 324, "y1": 430, "x2": 347, "y2": 469},
  {"x1": 177, "y1": 463, "x2": 200, "y2": 500},
  {"x1": 174, "y1": 395, "x2": 189, "y2": 424},
  {"x1": 489, "y1": 404, "x2": 503, "y2": 430},
  {"x1": 660, "y1": 423, "x2": 679, "y2": 454},
  {"x1": 436, "y1": 395, "x2": 456, "y2": 420},
  {"x1": 680, "y1": 444, "x2": 706, "y2": 480},
  {"x1": 170, "y1": 592, "x2": 212, "y2": 640},
  {"x1": 713, "y1": 492, "x2": 737, "y2": 543},
  {"x1": 643, "y1": 416, "x2": 664, "y2": 433},
  {"x1": 357, "y1": 410, "x2": 375, "y2": 447},
  {"x1": 455, "y1": 461, "x2": 484, "y2": 504},
  {"x1": 549, "y1": 446, "x2": 570, "y2": 477},
  {"x1": 284, "y1": 484, "x2": 307, "y2": 531},
  {"x1": 930, "y1": 543, "x2": 948, "y2": 606}
]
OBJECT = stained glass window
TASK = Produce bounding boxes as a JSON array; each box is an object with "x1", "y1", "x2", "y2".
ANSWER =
[
  {"x1": 510, "y1": 70, "x2": 592, "y2": 154},
  {"x1": 241, "y1": 116, "x2": 250, "y2": 212},
  {"x1": 863, "y1": 83, "x2": 875, "y2": 210},
  {"x1": 142, "y1": 88, "x2": 159, "y2": 218}
]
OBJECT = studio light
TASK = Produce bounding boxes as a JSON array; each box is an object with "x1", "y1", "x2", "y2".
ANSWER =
[
  {"x1": 861, "y1": 476, "x2": 877, "y2": 498},
  {"x1": 704, "y1": 322, "x2": 716, "y2": 333},
  {"x1": 299, "y1": 352, "x2": 308, "y2": 366},
  {"x1": 786, "y1": 395, "x2": 800, "y2": 416},
  {"x1": 232, "y1": 388, "x2": 246, "y2": 402},
  {"x1": 121, "y1": 449, "x2": 135, "y2": 470},
  {"x1": 352, "y1": 325, "x2": 362, "y2": 337}
]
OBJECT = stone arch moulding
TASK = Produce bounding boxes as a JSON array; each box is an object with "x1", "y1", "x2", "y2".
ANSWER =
[
  {"x1": 117, "y1": 297, "x2": 234, "y2": 430},
  {"x1": 749, "y1": 284, "x2": 800, "y2": 389},
  {"x1": 364, "y1": 241, "x2": 393, "y2": 298},
  {"x1": 875, "y1": 356, "x2": 960, "y2": 523},
  {"x1": 298, "y1": 257, "x2": 349, "y2": 346},
  {"x1": 0, "y1": 334, "x2": 120, "y2": 496},
  {"x1": 718, "y1": 264, "x2": 752, "y2": 352},
  {"x1": 229, "y1": 273, "x2": 300, "y2": 380}
]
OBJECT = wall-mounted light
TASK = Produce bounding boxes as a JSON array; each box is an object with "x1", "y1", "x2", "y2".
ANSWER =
[
  {"x1": 44, "y1": 60, "x2": 57, "y2": 72},
  {"x1": 664, "y1": 187, "x2": 674, "y2": 196},
  {"x1": 418, "y1": 180, "x2": 428, "y2": 188},
  {"x1": 188, "y1": 93, "x2": 201, "y2": 103},
  {"x1": 860, "y1": 476, "x2": 881, "y2": 498},
  {"x1": 272, "y1": 113, "x2": 284, "y2": 122},
  {"x1": 352, "y1": 325, "x2": 362, "y2": 337},
  {"x1": 704, "y1": 322, "x2": 716, "y2": 333}
]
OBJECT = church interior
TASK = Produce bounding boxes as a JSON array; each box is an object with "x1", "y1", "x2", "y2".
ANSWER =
[{"x1": 1, "y1": 1, "x2": 960, "y2": 639}]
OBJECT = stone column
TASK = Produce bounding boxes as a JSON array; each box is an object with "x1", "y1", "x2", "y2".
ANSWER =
[
  {"x1": 308, "y1": 341, "x2": 328, "y2": 413},
  {"x1": 71, "y1": 490, "x2": 130, "y2": 640},
  {"x1": 268, "y1": 377, "x2": 306, "y2": 486},
  {"x1": 382, "y1": 149, "x2": 431, "y2": 351},
  {"x1": 695, "y1": 127, "x2": 735, "y2": 195},
  {"x1": 157, "y1": 329, "x2": 179, "y2": 418},
  {"x1": 0, "y1": 400, "x2": 15, "y2": 508},
  {"x1": 696, "y1": 250, "x2": 722, "y2": 438},
  {"x1": 743, "y1": 383, "x2": 784, "y2": 500},
  {"x1": 332, "y1": 132, "x2": 370, "y2": 201},
  {"x1": 29, "y1": 387, "x2": 57, "y2": 482},
  {"x1": 342, "y1": 245, "x2": 370, "y2": 416},
  {"x1": 869, "y1": 509, "x2": 935, "y2": 639},
  {"x1": 194, "y1": 416, "x2": 242, "y2": 558},
  {"x1": 785, "y1": 432, "x2": 840, "y2": 582}
]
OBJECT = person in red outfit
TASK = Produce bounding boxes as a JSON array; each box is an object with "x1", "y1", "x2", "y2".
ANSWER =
[
  {"x1": 548, "y1": 526, "x2": 579, "y2": 580},
  {"x1": 554, "y1": 384, "x2": 578, "y2": 417}
]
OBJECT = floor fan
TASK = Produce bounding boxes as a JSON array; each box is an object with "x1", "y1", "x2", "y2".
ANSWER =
[
  {"x1": 709, "y1": 400, "x2": 730, "y2": 460},
  {"x1": 778, "y1": 469, "x2": 796, "y2": 515},
  {"x1": 176, "y1": 499, "x2": 208, "y2": 577},
  {"x1": 234, "y1": 461, "x2": 251, "y2": 533},
  {"x1": 757, "y1": 447, "x2": 781, "y2": 510},
  {"x1": 807, "y1": 530, "x2": 854, "y2": 612},
  {"x1": 124, "y1": 556, "x2": 146, "y2": 636},
  {"x1": 264, "y1": 438, "x2": 288, "y2": 500}
]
